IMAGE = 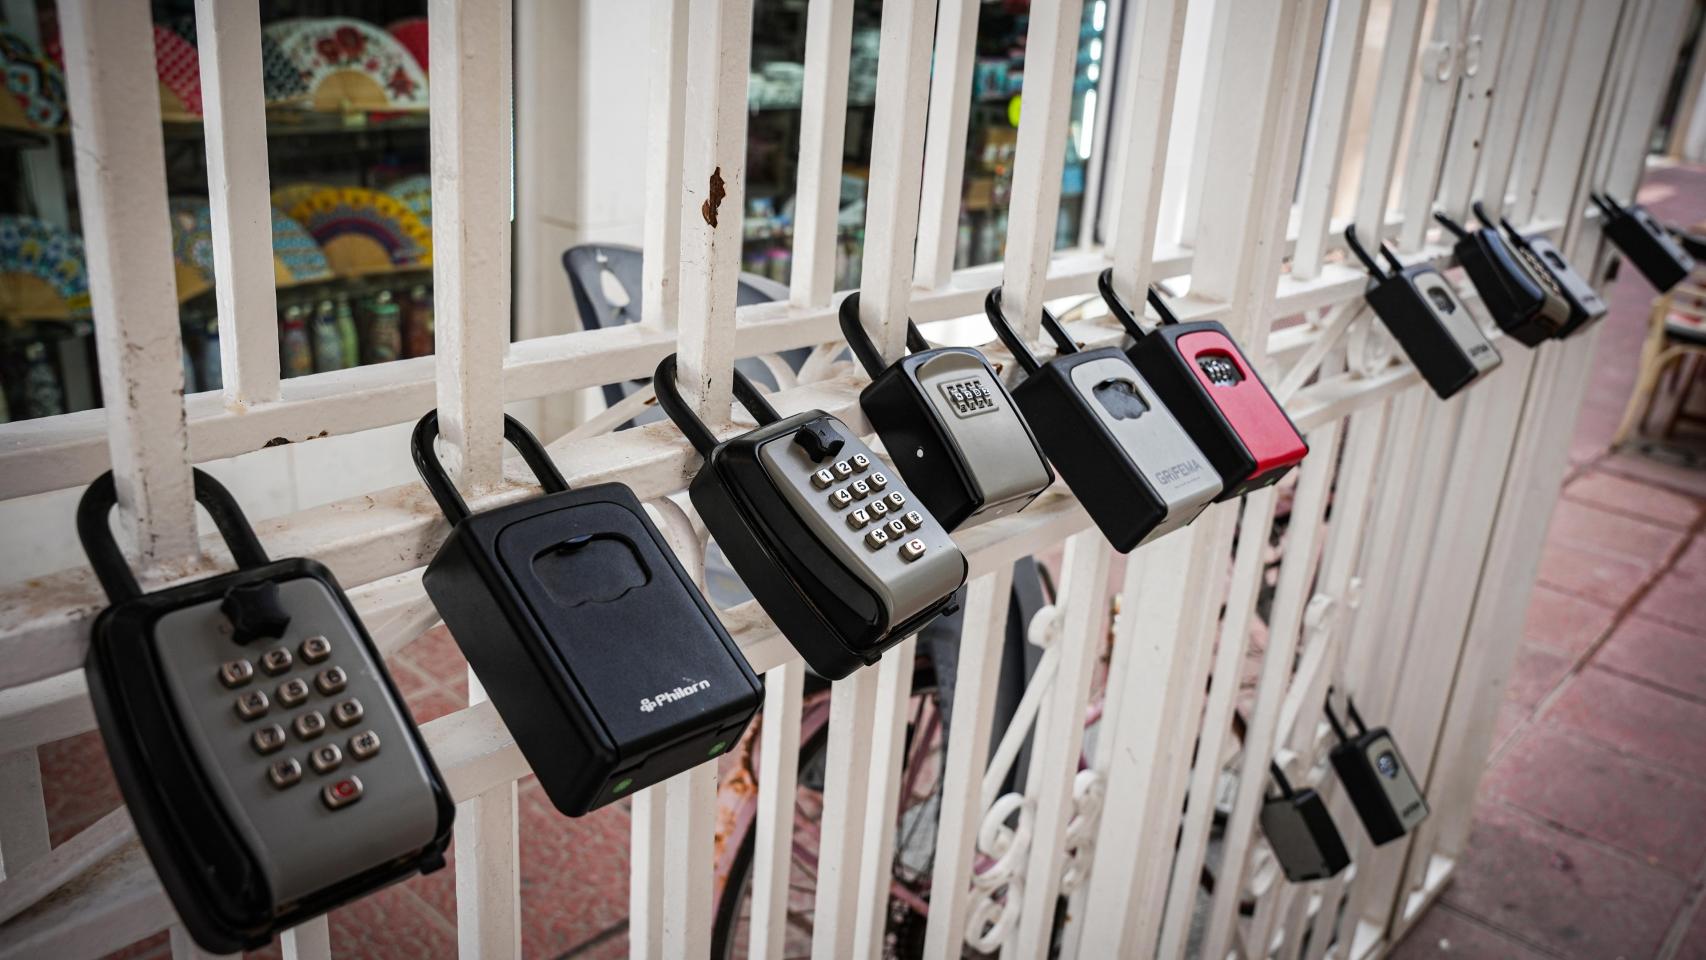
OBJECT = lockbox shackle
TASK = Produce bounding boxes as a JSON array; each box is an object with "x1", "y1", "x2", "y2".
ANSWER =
[
  {"x1": 652, "y1": 353, "x2": 783, "y2": 458},
  {"x1": 983, "y1": 287, "x2": 1078, "y2": 378},
  {"x1": 411, "y1": 411, "x2": 571, "y2": 528},
  {"x1": 1470, "y1": 200, "x2": 1500, "y2": 233},
  {"x1": 1588, "y1": 191, "x2": 1623, "y2": 219},
  {"x1": 77, "y1": 468, "x2": 272, "y2": 603},
  {"x1": 1095, "y1": 268, "x2": 1187, "y2": 344},
  {"x1": 1323, "y1": 686, "x2": 1368, "y2": 742},
  {"x1": 837, "y1": 292, "x2": 934, "y2": 379},
  {"x1": 1496, "y1": 214, "x2": 1534, "y2": 253},
  {"x1": 1343, "y1": 224, "x2": 1405, "y2": 280},
  {"x1": 1431, "y1": 209, "x2": 1472, "y2": 243}
]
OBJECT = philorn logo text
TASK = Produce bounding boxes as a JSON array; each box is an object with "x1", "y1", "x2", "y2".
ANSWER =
[{"x1": 640, "y1": 679, "x2": 711, "y2": 713}]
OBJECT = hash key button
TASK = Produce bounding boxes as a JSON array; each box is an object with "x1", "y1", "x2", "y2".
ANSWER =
[
  {"x1": 252, "y1": 724, "x2": 287, "y2": 755},
  {"x1": 219, "y1": 659, "x2": 254, "y2": 688},
  {"x1": 316, "y1": 666, "x2": 349, "y2": 696},
  {"x1": 350, "y1": 730, "x2": 381, "y2": 761},
  {"x1": 332, "y1": 699, "x2": 364, "y2": 727},
  {"x1": 235, "y1": 690, "x2": 270, "y2": 721},
  {"x1": 322, "y1": 776, "x2": 364, "y2": 810},
  {"x1": 903, "y1": 510, "x2": 924, "y2": 530},
  {"x1": 301, "y1": 635, "x2": 332, "y2": 663}
]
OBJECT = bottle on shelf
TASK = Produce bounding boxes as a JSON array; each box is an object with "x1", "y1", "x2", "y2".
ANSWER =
[
  {"x1": 402, "y1": 284, "x2": 434, "y2": 358},
  {"x1": 362, "y1": 289, "x2": 401, "y2": 365},
  {"x1": 310, "y1": 299, "x2": 344, "y2": 373},
  {"x1": 280, "y1": 304, "x2": 313, "y2": 378},
  {"x1": 334, "y1": 295, "x2": 360, "y2": 369}
]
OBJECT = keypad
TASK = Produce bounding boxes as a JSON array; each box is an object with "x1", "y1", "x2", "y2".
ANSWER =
[
  {"x1": 311, "y1": 743, "x2": 344, "y2": 774},
  {"x1": 886, "y1": 519, "x2": 908, "y2": 540},
  {"x1": 851, "y1": 454, "x2": 871, "y2": 472},
  {"x1": 294, "y1": 710, "x2": 328, "y2": 740},
  {"x1": 278, "y1": 677, "x2": 310, "y2": 707},
  {"x1": 848, "y1": 508, "x2": 872, "y2": 530},
  {"x1": 832, "y1": 460, "x2": 854, "y2": 478},
  {"x1": 811, "y1": 468, "x2": 836, "y2": 490},
  {"x1": 903, "y1": 510, "x2": 924, "y2": 530},
  {"x1": 941, "y1": 378, "x2": 998, "y2": 417},
  {"x1": 332, "y1": 698, "x2": 364, "y2": 728},
  {"x1": 818, "y1": 453, "x2": 930, "y2": 558},
  {"x1": 253, "y1": 724, "x2": 287, "y2": 755},
  {"x1": 235, "y1": 689, "x2": 270, "y2": 721},
  {"x1": 868, "y1": 472, "x2": 889, "y2": 491},
  {"x1": 869, "y1": 499, "x2": 889, "y2": 518},
  {"x1": 886, "y1": 491, "x2": 905, "y2": 509},
  {"x1": 899, "y1": 538, "x2": 928, "y2": 562},
  {"x1": 829, "y1": 488, "x2": 854, "y2": 510},
  {"x1": 865, "y1": 527, "x2": 891, "y2": 549},
  {"x1": 260, "y1": 646, "x2": 293, "y2": 675},
  {"x1": 350, "y1": 730, "x2": 382, "y2": 761},
  {"x1": 322, "y1": 776, "x2": 364, "y2": 810},
  {"x1": 268, "y1": 757, "x2": 302, "y2": 789},
  {"x1": 220, "y1": 659, "x2": 254, "y2": 688},
  {"x1": 301, "y1": 635, "x2": 332, "y2": 663},
  {"x1": 850, "y1": 480, "x2": 871, "y2": 499},
  {"x1": 316, "y1": 666, "x2": 349, "y2": 696}
]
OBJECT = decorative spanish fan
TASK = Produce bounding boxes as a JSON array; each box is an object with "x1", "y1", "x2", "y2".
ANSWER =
[
  {"x1": 166, "y1": 16, "x2": 308, "y2": 107},
  {"x1": 287, "y1": 186, "x2": 432, "y2": 276},
  {"x1": 0, "y1": 216, "x2": 90, "y2": 320},
  {"x1": 270, "y1": 182, "x2": 330, "y2": 217},
  {"x1": 388, "y1": 18, "x2": 428, "y2": 74},
  {"x1": 266, "y1": 18, "x2": 427, "y2": 113},
  {"x1": 270, "y1": 207, "x2": 334, "y2": 286},
  {"x1": 153, "y1": 25, "x2": 202, "y2": 122},
  {"x1": 0, "y1": 26, "x2": 66, "y2": 132},
  {"x1": 169, "y1": 199, "x2": 336, "y2": 300},
  {"x1": 386, "y1": 174, "x2": 432, "y2": 228}
]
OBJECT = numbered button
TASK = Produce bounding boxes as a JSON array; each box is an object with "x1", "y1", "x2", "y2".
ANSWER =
[
  {"x1": 260, "y1": 646, "x2": 293, "y2": 676},
  {"x1": 332, "y1": 699, "x2": 364, "y2": 728},
  {"x1": 847, "y1": 508, "x2": 872, "y2": 530},
  {"x1": 850, "y1": 480, "x2": 871, "y2": 499},
  {"x1": 851, "y1": 454, "x2": 871, "y2": 472},
  {"x1": 869, "y1": 499, "x2": 889, "y2": 518},
  {"x1": 301, "y1": 635, "x2": 332, "y2": 664},
  {"x1": 903, "y1": 510, "x2": 925, "y2": 530},
  {"x1": 322, "y1": 776, "x2": 364, "y2": 810},
  {"x1": 811, "y1": 468, "x2": 836, "y2": 490},
  {"x1": 829, "y1": 488, "x2": 854, "y2": 510},
  {"x1": 886, "y1": 491, "x2": 905, "y2": 510},
  {"x1": 294, "y1": 710, "x2": 327, "y2": 740},
  {"x1": 868, "y1": 472, "x2": 889, "y2": 491},
  {"x1": 887, "y1": 519, "x2": 909, "y2": 540},
  {"x1": 235, "y1": 690, "x2": 270, "y2": 721},
  {"x1": 310, "y1": 743, "x2": 344, "y2": 774},
  {"x1": 864, "y1": 527, "x2": 891, "y2": 550},
  {"x1": 899, "y1": 539, "x2": 928, "y2": 563},
  {"x1": 277, "y1": 677, "x2": 310, "y2": 707},
  {"x1": 832, "y1": 460, "x2": 854, "y2": 479},
  {"x1": 315, "y1": 666, "x2": 348, "y2": 696},
  {"x1": 268, "y1": 757, "x2": 302, "y2": 789},
  {"x1": 252, "y1": 724, "x2": 287, "y2": 755},
  {"x1": 219, "y1": 659, "x2": 254, "y2": 689},
  {"x1": 350, "y1": 730, "x2": 382, "y2": 761}
]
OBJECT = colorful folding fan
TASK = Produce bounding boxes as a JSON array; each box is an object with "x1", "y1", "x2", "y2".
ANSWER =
[
  {"x1": 266, "y1": 18, "x2": 428, "y2": 113},
  {"x1": 169, "y1": 199, "x2": 335, "y2": 301},
  {"x1": 165, "y1": 16, "x2": 308, "y2": 107},
  {"x1": 388, "y1": 18, "x2": 428, "y2": 75},
  {"x1": 286, "y1": 186, "x2": 432, "y2": 276},
  {"x1": 386, "y1": 175, "x2": 432, "y2": 229},
  {"x1": 0, "y1": 26, "x2": 66, "y2": 132},
  {"x1": 0, "y1": 216, "x2": 90, "y2": 320}
]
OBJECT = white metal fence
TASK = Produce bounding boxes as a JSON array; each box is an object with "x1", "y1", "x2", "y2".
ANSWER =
[{"x1": 0, "y1": 0, "x2": 1693, "y2": 957}]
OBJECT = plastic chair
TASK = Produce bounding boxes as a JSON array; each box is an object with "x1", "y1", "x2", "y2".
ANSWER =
[{"x1": 1612, "y1": 247, "x2": 1706, "y2": 449}]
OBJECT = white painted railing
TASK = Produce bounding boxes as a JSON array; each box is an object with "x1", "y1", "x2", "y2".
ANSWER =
[{"x1": 0, "y1": 0, "x2": 1693, "y2": 958}]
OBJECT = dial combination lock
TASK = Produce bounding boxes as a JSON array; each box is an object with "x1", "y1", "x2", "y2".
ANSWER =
[
  {"x1": 1591, "y1": 191, "x2": 1696, "y2": 293},
  {"x1": 838, "y1": 292, "x2": 1053, "y2": 531},
  {"x1": 1260, "y1": 760, "x2": 1352, "y2": 883},
  {"x1": 1485, "y1": 207, "x2": 1607, "y2": 339},
  {"x1": 77, "y1": 470, "x2": 453, "y2": 954},
  {"x1": 984, "y1": 288, "x2": 1221, "y2": 552},
  {"x1": 1346, "y1": 224, "x2": 1502, "y2": 399},
  {"x1": 1326, "y1": 693, "x2": 1429, "y2": 845},
  {"x1": 411, "y1": 412, "x2": 760, "y2": 816},
  {"x1": 1097, "y1": 272, "x2": 1309, "y2": 502},
  {"x1": 653, "y1": 355, "x2": 967, "y2": 680},
  {"x1": 1433, "y1": 208, "x2": 1569, "y2": 346}
]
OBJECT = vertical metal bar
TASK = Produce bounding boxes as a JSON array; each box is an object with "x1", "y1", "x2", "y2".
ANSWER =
[
  {"x1": 1531, "y1": 2, "x2": 1626, "y2": 224},
  {"x1": 998, "y1": 0, "x2": 1087, "y2": 342},
  {"x1": 1105, "y1": 0, "x2": 1192, "y2": 300},
  {"x1": 810, "y1": 667, "x2": 881, "y2": 960},
  {"x1": 279, "y1": 917, "x2": 332, "y2": 960},
  {"x1": 856, "y1": 0, "x2": 936, "y2": 361},
  {"x1": 0, "y1": 750, "x2": 50, "y2": 879},
  {"x1": 429, "y1": 0, "x2": 513, "y2": 489},
  {"x1": 1470, "y1": 0, "x2": 1551, "y2": 219},
  {"x1": 1353, "y1": 0, "x2": 1428, "y2": 239},
  {"x1": 628, "y1": 785, "x2": 666, "y2": 960},
  {"x1": 660, "y1": 763, "x2": 718, "y2": 956},
  {"x1": 673, "y1": 0, "x2": 754, "y2": 418},
  {"x1": 641, "y1": 0, "x2": 690, "y2": 331},
  {"x1": 749, "y1": 663, "x2": 805, "y2": 960},
  {"x1": 1510, "y1": 0, "x2": 1584, "y2": 224},
  {"x1": 193, "y1": 0, "x2": 281, "y2": 408},
  {"x1": 58, "y1": 0, "x2": 198, "y2": 563},
  {"x1": 790, "y1": 0, "x2": 857, "y2": 307},
  {"x1": 914, "y1": 0, "x2": 982, "y2": 289},
  {"x1": 457, "y1": 673, "x2": 521, "y2": 959},
  {"x1": 1435, "y1": 1, "x2": 1521, "y2": 220},
  {"x1": 853, "y1": 636, "x2": 919, "y2": 959},
  {"x1": 1293, "y1": 0, "x2": 1374, "y2": 280},
  {"x1": 1396, "y1": 1, "x2": 1468, "y2": 250}
]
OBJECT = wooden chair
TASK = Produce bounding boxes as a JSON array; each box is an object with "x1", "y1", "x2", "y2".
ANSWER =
[{"x1": 1611, "y1": 270, "x2": 1706, "y2": 448}]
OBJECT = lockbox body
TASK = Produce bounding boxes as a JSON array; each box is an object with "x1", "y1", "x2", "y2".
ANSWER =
[
  {"x1": 1451, "y1": 229, "x2": 1566, "y2": 346},
  {"x1": 424, "y1": 484, "x2": 762, "y2": 815},
  {"x1": 1260, "y1": 788, "x2": 1352, "y2": 883},
  {"x1": 691, "y1": 410, "x2": 967, "y2": 679},
  {"x1": 1522, "y1": 234, "x2": 1607, "y2": 337},
  {"x1": 1009, "y1": 347, "x2": 1222, "y2": 552},
  {"x1": 1605, "y1": 203, "x2": 1695, "y2": 292},
  {"x1": 1365, "y1": 266, "x2": 1501, "y2": 399},
  {"x1": 858, "y1": 346, "x2": 1053, "y2": 530},
  {"x1": 1125, "y1": 320, "x2": 1308, "y2": 501},
  {"x1": 86, "y1": 559, "x2": 454, "y2": 953},
  {"x1": 1330, "y1": 727, "x2": 1429, "y2": 846}
]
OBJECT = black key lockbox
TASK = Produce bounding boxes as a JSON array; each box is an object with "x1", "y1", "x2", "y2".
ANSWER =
[
  {"x1": 984, "y1": 288, "x2": 1222, "y2": 552},
  {"x1": 1346, "y1": 224, "x2": 1501, "y2": 399},
  {"x1": 1434, "y1": 208, "x2": 1569, "y2": 346},
  {"x1": 412, "y1": 412, "x2": 761, "y2": 815},
  {"x1": 1326, "y1": 693, "x2": 1428, "y2": 846},
  {"x1": 838, "y1": 292, "x2": 1053, "y2": 531},
  {"x1": 653, "y1": 355, "x2": 967, "y2": 680},
  {"x1": 78, "y1": 470, "x2": 453, "y2": 954},
  {"x1": 1591, "y1": 191, "x2": 1696, "y2": 293},
  {"x1": 1260, "y1": 761, "x2": 1352, "y2": 883},
  {"x1": 1098, "y1": 272, "x2": 1309, "y2": 502},
  {"x1": 1488, "y1": 210, "x2": 1607, "y2": 339}
]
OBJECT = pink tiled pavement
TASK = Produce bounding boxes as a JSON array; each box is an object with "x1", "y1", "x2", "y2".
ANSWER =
[{"x1": 1394, "y1": 162, "x2": 1706, "y2": 960}]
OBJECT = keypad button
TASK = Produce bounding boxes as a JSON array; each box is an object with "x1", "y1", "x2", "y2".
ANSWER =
[
  {"x1": 886, "y1": 491, "x2": 905, "y2": 509},
  {"x1": 332, "y1": 699, "x2": 364, "y2": 728},
  {"x1": 268, "y1": 757, "x2": 302, "y2": 789},
  {"x1": 219, "y1": 659, "x2": 254, "y2": 688},
  {"x1": 850, "y1": 480, "x2": 871, "y2": 499},
  {"x1": 851, "y1": 454, "x2": 871, "y2": 472},
  {"x1": 277, "y1": 677, "x2": 310, "y2": 707},
  {"x1": 868, "y1": 472, "x2": 889, "y2": 491},
  {"x1": 900, "y1": 539, "x2": 927, "y2": 562},
  {"x1": 350, "y1": 730, "x2": 382, "y2": 761},
  {"x1": 811, "y1": 468, "x2": 836, "y2": 490},
  {"x1": 252, "y1": 724, "x2": 287, "y2": 755},
  {"x1": 235, "y1": 690, "x2": 270, "y2": 721},
  {"x1": 869, "y1": 499, "x2": 889, "y2": 518},
  {"x1": 294, "y1": 711, "x2": 328, "y2": 740},
  {"x1": 322, "y1": 776, "x2": 364, "y2": 810},
  {"x1": 832, "y1": 460, "x2": 854, "y2": 478},
  {"x1": 886, "y1": 519, "x2": 908, "y2": 539},
  {"x1": 847, "y1": 508, "x2": 872, "y2": 530},
  {"x1": 864, "y1": 527, "x2": 891, "y2": 550},
  {"x1": 301, "y1": 635, "x2": 332, "y2": 664},
  {"x1": 259, "y1": 646, "x2": 293, "y2": 676},
  {"x1": 315, "y1": 666, "x2": 349, "y2": 696},
  {"x1": 311, "y1": 743, "x2": 344, "y2": 774},
  {"x1": 829, "y1": 488, "x2": 854, "y2": 510},
  {"x1": 903, "y1": 510, "x2": 925, "y2": 530}
]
